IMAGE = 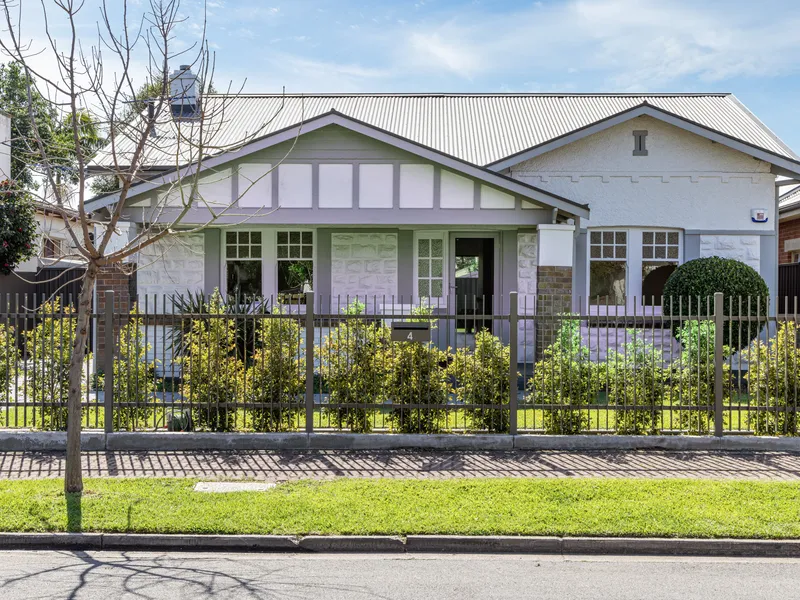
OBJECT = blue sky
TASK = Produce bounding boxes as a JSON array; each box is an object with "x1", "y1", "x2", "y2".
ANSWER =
[{"x1": 12, "y1": 0, "x2": 800, "y2": 152}]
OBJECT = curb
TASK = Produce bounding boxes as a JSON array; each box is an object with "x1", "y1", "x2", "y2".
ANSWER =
[
  {"x1": 5, "y1": 431, "x2": 800, "y2": 453},
  {"x1": 2, "y1": 534, "x2": 800, "y2": 557}
]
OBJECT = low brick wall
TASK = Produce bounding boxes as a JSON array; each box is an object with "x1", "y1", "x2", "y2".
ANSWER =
[{"x1": 536, "y1": 265, "x2": 572, "y2": 356}]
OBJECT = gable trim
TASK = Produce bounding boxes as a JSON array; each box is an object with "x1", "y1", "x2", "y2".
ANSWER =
[
  {"x1": 85, "y1": 110, "x2": 589, "y2": 218},
  {"x1": 486, "y1": 103, "x2": 800, "y2": 176}
]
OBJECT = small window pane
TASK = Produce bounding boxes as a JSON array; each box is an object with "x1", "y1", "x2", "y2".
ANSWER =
[
  {"x1": 431, "y1": 259, "x2": 443, "y2": 277},
  {"x1": 418, "y1": 260, "x2": 429, "y2": 277},
  {"x1": 655, "y1": 246, "x2": 666, "y2": 259},
  {"x1": 277, "y1": 231, "x2": 288, "y2": 244},
  {"x1": 667, "y1": 246, "x2": 679, "y2": 259},
  {"x1": 226, "y1": 231, "x2": 236, "y2": 244},
  {"x1": 226, "y1": 245, "x2": 236, "y2": 258},
  {"x1": 590, "y1": 246, "x2": 601, "y2": 259},
  {"x1": 643, "y1": 246, "x2": 653, "y2": 259},
  {"x1": 431, "y1": 280, "x2": 443, "y2": 297},
  {"x1": 655, "y1": 231, "x2": 666, "y2": 244},
  {"x1": 615, "y1": 231, "x2": 626, "y2": 244},
  {"x1": 643, "y1": 232, "x2": 654, "y2": 244},
  {"x1": 277, "y1": 246, "x2": 288, "y2": 259},
  {"x1": 418, "y1": 239, "x2": 430, "y2": 258},
  {"x1": 418, "y1": 280, "x2": 430, "y2": 297},
  {"x1": 668, "y1": 232, "x2": 679, "y2": 245},
  {"x1": 290, "y1": 231, "x2": 300, "y2": 244},
  {"x1": 616, "y1": 245, "x2": 627, "y2": 258},
  {"x1": 603, "y1": 231, "x2": 613, "y2": 244},
  {"x1": 251, "y1": 232, "x2": 262, "y2": 244},
  {"x1": 289, "y1": 245, "x2": 301, "y2": 258},
  {"x1": 431, "y1": 239, "x2": 443, "y2": 257},
  {"x1": 301, "y1": 246, "x2": 313, "y2": 259},
  {"x1": 251, "y1": 246, "x2": 262, "y2": 259},
  {"x1": 302, "y1": 231, "x2": 313, "y2": 244},
  {"x1": 590, "y1": 231, "x2": 601, "y2": 244},
  {"x1": 238, "y1": 246, "x2": 249, "y2": 259},
  {"x1": 238, "y1": 231, "x2": 249, "y2": 244},
  {"x1": 602, "y1": 246, "x2": 613, "y2": 258}
]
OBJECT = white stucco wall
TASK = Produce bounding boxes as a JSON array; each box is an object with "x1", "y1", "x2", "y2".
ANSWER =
[
  {"x1": 330, "y1": 232, "x2": 398, "y2": 300},
  {"x1": 511, "y1": 116, "x2": 775, "y2": 232},
  {"x1": 699, "y1": 235, "x2": 760, "y2": 271}
]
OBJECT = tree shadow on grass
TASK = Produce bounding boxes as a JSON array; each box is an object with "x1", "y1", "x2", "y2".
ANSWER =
[{"x1": 66, "y1": 492, "x2": 82, "y2": 533}]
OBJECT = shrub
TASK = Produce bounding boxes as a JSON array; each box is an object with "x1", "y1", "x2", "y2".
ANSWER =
[
  {"x1": 0, "y1": 323, "x2": 19, "y2": 404},
  {"x1": 319, "y1": 300, "x2": 389, "y2": 433},
  {"x1": 24, "y1": 299, "x2": 87, "y2": 430},
  {"x1": 528, "y1": 316, "x2": 598, "y2": 434},
  {"x1": 605, "y1": 329, "x2": 667, "y2": 435},
  {"x1": 387, "y1": 303, "x2": 451, "y2": 434},
  {"x1": 0, "y1": 180, "x2": 37, "y2": 275},
  {"x1": 180, "y1": 293, "x2": 243, "y2": 431},
  {"x1": 662, "y1": 257, "x2": 769, "y2": 350},
  {"x1": 112, "y1": 308, "x2": 158, "y2": 431},
  {"x1": 746, "y1": 322, "x2": 800, "y2": 435},
  {"x1": 670, "y1": 320, "x2": 732, "y2": 434},
  {"x1": 449, "y1": 330, "x2": 514, "y2": 433},
  {"x1": 245, "y1": 305, "x2": 305, "y2": 432}
]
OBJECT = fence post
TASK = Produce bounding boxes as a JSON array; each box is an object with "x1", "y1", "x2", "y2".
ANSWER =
[
  {"x1": 713, "y1": 292, "x2": 724, "y2": 437},
  {"x1": 305, "y1": 292, "x2": 315, "y2": 434},
  {"x1": 103, "y1": 290, "x2": 114, "y2": 435},
  {"x1": 509, "y1": 292, "x2": 518, "y2": 435}
]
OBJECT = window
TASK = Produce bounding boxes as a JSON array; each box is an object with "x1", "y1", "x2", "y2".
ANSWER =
[
  {"x1": 225, "y1": 231, "x2": 262, "y2": 298},
  {"x1": 43, "y1": 237, "x2": 66, "y2": 259},
  {"x1": 277, "y1": 231, "x2": 313, "y2": 302},
  {"x1": 633, "y1": 130, "x2": 648, "y2": 156},
  {"x1": 641, "y1": 231, "x2": 680, "y2": 305},
  {"x1": 416, "y1": 234, "x2": 445, "y2": 298},
  {"x1": 589, "y1": 230, "x2": 627, "y2": 305},
  {"x1": 792, "y1": 251, "x2": 800, "y2": 264}
]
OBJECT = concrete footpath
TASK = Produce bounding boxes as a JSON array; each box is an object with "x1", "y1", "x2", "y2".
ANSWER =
[{"x1": 2, "y1": 449, "x2": 800, "y2": 481}]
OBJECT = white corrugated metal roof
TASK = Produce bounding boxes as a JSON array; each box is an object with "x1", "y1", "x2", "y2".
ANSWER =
[
  {"x1": 91, "y1": 93, "x2": 798, "y2": 169},
  {"x1": 780, "y1": 185, "x2": 800, "y2": 212}
]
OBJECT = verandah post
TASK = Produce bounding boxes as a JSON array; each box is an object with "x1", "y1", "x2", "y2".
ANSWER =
[
  {"x1": 509, "y1": 292, "x2": 518, "y2": 435},
  {"x1": 305, "y1": 292, "x2": 315, "y2": 433},
  {"x1": 103, "y1": 290, "x2": 114, "y2": 434},
  {"x1": 713, "y1": 292, "x2": 724, "y2": 437}
]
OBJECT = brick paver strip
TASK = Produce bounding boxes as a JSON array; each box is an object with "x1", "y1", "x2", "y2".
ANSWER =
[{"x1": 2, "y1": 450, "x2": 800, "y2": 481}]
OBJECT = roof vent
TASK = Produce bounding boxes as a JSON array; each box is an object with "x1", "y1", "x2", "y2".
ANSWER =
[{"x1": 169, "y1": 65, "x2": 199, "y2": 119}]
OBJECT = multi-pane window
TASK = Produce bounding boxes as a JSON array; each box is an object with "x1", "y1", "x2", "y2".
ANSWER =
[
  {"x1": 589, "y1": 230, "x2": 627, "y2": 305},
  {"x1": 417, "y1": 236, "x2": 444, "y2": 298},
  {"x1": 225, "y1": 231, "x2": 262, "y2": 298},
  {"x1": 641, "y1": 231, "x2": 680, "y2": 305},
  {"x1": 277, "y1": 231, "x2": 313, "y2": 302}
]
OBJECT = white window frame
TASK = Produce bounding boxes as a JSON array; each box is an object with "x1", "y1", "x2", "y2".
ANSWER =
[
  {"x1": 276, "y1": 229, "x2": 316, "y2": 300},
  {"x1": 587, "y1": 227, "x2": 683, "y2": 312},
  {"x1": 413, "y1": 230, "x2": 447, "y2": 302},
  {"x1": 223, "y1": 229, "x2": 265, "y2": 299}
]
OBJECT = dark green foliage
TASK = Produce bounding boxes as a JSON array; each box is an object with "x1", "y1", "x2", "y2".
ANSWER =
[
  {"x1": 0, "y1": 180, "x2": 36, "y2": 274},
  {"x1": 662, "y1": 256, "x2": 769, "y2": 350}
]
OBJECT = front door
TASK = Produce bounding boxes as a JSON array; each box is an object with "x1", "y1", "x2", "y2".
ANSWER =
[{"x1": 449, "y1": 235, "x2": 497, "y2": 336}]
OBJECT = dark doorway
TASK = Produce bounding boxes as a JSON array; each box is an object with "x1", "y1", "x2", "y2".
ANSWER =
[{"x1": 454, "y1": 237, "x2": 494, "y2": 332}]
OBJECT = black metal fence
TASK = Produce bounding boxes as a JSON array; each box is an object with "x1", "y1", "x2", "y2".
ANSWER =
[{"x1": 1, "y1": 291, "x2": 799, "y2": 436}]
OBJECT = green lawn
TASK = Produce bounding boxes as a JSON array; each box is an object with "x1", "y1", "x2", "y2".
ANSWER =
[{"x1": 2, "y1": 478, "x2": 800, "y2": 538}]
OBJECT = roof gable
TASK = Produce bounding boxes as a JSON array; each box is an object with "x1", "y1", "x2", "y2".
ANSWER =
[{"x1": 85, "y1": 111, "x2": 589, "y2": 218}]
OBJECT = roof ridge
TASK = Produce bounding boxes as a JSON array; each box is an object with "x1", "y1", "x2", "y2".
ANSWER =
[{"x1": 201, "y1": 92, "x2": 733, "y2": 98}]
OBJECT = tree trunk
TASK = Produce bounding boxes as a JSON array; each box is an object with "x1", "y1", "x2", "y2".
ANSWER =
[{"x1": 65, "y1": 261, "x2": 99, "y2": 494}]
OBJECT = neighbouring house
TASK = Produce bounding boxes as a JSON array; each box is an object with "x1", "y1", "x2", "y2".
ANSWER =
[
  {"x1": 779, "y1": 185, "x2": 800, "y2": 264},
  {"x1": 84, "y1": 69, "x2": 800, "y2": 362}
]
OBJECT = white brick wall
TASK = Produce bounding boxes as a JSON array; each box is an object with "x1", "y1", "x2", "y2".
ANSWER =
[
  {"x1": 699, "y1": 235, "x2": 760, "y2": 271},
  {"x1": 517, "y1": 232, "x2": 538, "y2": 361},
  {"x1": 330, "y1": 232, "x2": 398, "y2": 300}
]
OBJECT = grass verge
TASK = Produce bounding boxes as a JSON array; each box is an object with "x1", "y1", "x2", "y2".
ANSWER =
[{"x1": 1, "y1": 478, "x2": 800, "y2": 538}]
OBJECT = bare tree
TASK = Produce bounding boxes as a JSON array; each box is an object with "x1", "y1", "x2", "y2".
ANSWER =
[{"x1": 0, "y1": 0, "x2": 294, "y2": 493}]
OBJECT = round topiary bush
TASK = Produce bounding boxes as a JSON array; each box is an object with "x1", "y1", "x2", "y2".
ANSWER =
[
  {"x1": 662, "y1": 256, "x2": 769, "y2": 350},
  {"x1": 0, "y1": 179, "x2": 36, "y2": 275}
]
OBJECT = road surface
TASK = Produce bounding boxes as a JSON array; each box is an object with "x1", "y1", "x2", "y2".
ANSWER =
[{"x1": 0, "y1": 551, "x2": 796, "y2": 599}]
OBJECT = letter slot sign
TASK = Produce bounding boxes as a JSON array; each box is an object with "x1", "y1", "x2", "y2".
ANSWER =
[{"x1": 391, "y1": 321, "x2": 431, "y2": 343}]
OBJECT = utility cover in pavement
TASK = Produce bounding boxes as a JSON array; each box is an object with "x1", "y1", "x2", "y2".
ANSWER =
[{"x1": 193, "y1": 482, "x2": 276, "y2": 493}]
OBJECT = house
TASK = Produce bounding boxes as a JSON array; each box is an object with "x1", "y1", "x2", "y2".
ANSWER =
[
  {"x1": 85, "y1": 70, "x2": 800, "y2": 360},
  {"x1": 779, "y1": 185, "x2": 800, "y2": 264}
]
